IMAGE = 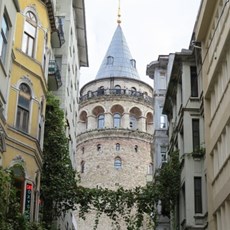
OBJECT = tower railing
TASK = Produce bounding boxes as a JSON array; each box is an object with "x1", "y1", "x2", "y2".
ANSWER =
[{"x1": 79, "y1": 88, "x2": 153, "y2": 106}]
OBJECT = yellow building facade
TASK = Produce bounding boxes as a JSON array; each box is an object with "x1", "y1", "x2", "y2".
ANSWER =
[{"x1": 2, "y1": 0, "x2": 55, "y2": 220}]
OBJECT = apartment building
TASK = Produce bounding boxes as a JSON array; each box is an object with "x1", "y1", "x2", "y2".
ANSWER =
[
  {"x1": 194, "y1": 0, "x2": 230, "y2": 229},
  {"x1": 51, "y1": 0, "x2": 88, "y2": 229},
  {"x1": 146, "y1": 55, "x2": 170, "y2": 229},
  {"x1": 163, "y1": 50, "x2": 207, "y2": 229}
]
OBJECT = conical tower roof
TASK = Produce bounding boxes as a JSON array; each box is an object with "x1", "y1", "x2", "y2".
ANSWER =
[{"x1": 96, "y1": 24, "x2": 140, "y2": 80}]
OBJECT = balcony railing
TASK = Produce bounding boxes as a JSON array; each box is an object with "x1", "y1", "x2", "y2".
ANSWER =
[
  {"x1": 48, "y1": 60, "x2": 62, "y2": 91},
  {"x1": 79, "y1": 88, "x2": 153, "y2": 106},
  {"x1": 42, "y1": 0, "x2": 65, "y2": 48},
  {"x1": 51, "y1": 17, "x2": 65, "y2": 48}
]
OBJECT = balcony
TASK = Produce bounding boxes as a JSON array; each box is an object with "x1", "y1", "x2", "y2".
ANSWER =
[
  {"x1": 42, "y1": 0, "x2": 65, "y2": 48},
  {"x1": 48, "y1": 60, "x2": 62, "y2": 91},
  {"x1": 51, "y1": 17, "x2": 65, "y2": 48},
  {"x1": 79, "y1": 88, "x2": 153, "y2": 106}
]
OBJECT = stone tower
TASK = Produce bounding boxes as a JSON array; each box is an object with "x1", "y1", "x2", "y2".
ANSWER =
[{"x1": 76, "y1": 22, "x2": 154, "y2": 229}]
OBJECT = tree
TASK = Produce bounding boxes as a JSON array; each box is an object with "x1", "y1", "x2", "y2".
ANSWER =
[
  {"x1": 41, "y1": 92, "x2": 78, "y2": 229},
  {"x1": 155, "y1": 150, "x2": 180, "y2": 217},
  {"x1": 0, "y1": 167, "x2": 29, "y2": 230}
]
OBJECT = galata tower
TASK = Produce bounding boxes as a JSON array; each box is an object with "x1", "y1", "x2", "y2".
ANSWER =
[{"x1": 76, "y1": 15, "x2": 154, "y2": 229}]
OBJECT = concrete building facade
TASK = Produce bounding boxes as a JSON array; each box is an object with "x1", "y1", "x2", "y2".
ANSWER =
[
  {"x1": 76, "y1": 23, "x2": 154, "y2": 229},
  {"x1": 146, "y1": 55, "x2": 170, "y2": 229},
  {"x1": 194, "y1": 0, "x2": 230, "y2": 229},
  {"x1": 147, "y1": 55, "x2": 169, "y2": 172},
  {"x1": 51, "y1": 0, "x2": 88, "y2": 229},
  {"x1": 163, "y1": 50, "x2": 207, "y2": 229}
]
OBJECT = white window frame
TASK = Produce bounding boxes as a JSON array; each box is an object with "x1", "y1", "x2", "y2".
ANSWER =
[
  {"x1": 22, "y1": 11, "x2": 37, "y2": 57},
  {"x1": 0, "y1": 13, "x2": 10, "y2": 63}
]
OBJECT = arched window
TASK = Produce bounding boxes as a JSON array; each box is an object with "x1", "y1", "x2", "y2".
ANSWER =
[
  {"x1": 114, "y1": 157, "x2": 122, "y2": 169},
  {"x1": 129, "y1": 115, "x2": 137, "y2": 130},
  {"x1": 131, "y1": 87, "x2": 137, "y2": 96},
  {"x1": 11, "y1": 165, "x2": 25, "y2": 212},
  {"x1": 98, "y1": 114, "x2": 105, "y2": 128},
  {"x1": 87, "y1": 90, "x2": 92, "y2": 98},
  {"x1": 116, "y1": 143, "x2": 120, "y2": 151},
  {"x1": 81, "y1": 161, "x2": 85, "y2": 173},
  {"x1": 97, "y1": 144, "x2": 101, "y2": 151},
  {"x1": 22, "y1": 11, "x2": 37, "y2": 57},
  {"x1": 135, "y1": 145, "x2": 138, "y2": 152},
  {"x1": 16, "y1": 83, "x2": 31, "y2": 132},
  {"x1": 98, "y1": 86, "x2": 104, "y2": 96},
  {"x1": 113, "y1": 113, "x2": 121, "y2": 128},
  {"x1": 115, "y1": 85, "x2": 121, "y2": 94}
]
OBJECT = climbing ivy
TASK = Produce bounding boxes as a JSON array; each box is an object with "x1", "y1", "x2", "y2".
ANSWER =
[
  {"x1": 75, "y1": 150, "x2": 180, "y2": 229},
  {"x1": 155, "y1": 150, "x2": 180, "y2": 217},
  {"x1": 41, "y1": 92, "x2": 78, "y2": 229},
  {"x1": 0, "y1": 167, "x2": 44, "y2": 230}
]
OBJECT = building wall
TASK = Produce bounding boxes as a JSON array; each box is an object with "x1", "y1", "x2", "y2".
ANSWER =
[
  {"x1": 146, "y1": 56, "x2": 170, "y2": 229},
  {"x1": 53, "y1": 0, "x2": 82, "y2": 169},
  {"x1": 51, "y1": 0, "x2": 88, "y2": 229},
  {"x1": 0, "y1": 0, "x2": 19, "y2": 158},
  {"x1": 195, "y1": 0, "x2": 230, "y2": 229},
  {"x1": 163, "y1": 51, "x2": 207, "y2": 229}
]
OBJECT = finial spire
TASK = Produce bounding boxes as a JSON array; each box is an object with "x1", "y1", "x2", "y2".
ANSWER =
[{"x1": 117, "y1": 0, "x2": 121, "y2": 24}]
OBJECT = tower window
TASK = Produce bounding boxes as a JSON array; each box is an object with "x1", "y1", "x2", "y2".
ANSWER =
[
  {"x1": 114, "y1": 157, "x2": 122, "y2": 170},
  {"x1": 134, "y1": 145, "x2": 138, "y2": 152},
  {"x1": 113, "y1": 113, "x2": 121, "y2": 128},
  {"x1": 87, "y1": 90, "x2": 92, "y2": 98},
  {"x1": 81, "y1": 161, "x2": 85, "y2": 173},
  {"x1": 97, "y1": 144, "x2": 101, "y2": 151},
  {"x1": 106, "y1": 56, "x2": 114, "y2": 65},
  {"x1": 130, "y1": 59, "x2": 136, "y2": 68},
  {"x1": 115, "y1": 85, "x2": 121, "y2": 94},
  {"x1": 130, "y1": 87, "x2": 136, "y2": 96},
  {"x1": 129, "y1": 115, "x2": 137, "y2": 129},
  {"x1": 98, "y1": 86, "x2": 104, "y2": 96},
  {"x1": 116, "y1": 143, "x2": 120, "y2": 151},
  {"x1": 98, "y1": 114, "x2": 105, "y2": 129}
]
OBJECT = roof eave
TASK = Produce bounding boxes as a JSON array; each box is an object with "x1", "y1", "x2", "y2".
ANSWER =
[{"x1": 73, "y1": 0, "x2": 89, "y2": 67}]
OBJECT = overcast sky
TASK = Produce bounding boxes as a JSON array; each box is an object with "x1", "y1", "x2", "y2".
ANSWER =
[{"x1": 80, "y1": 0, "x2": 201, "y2": 88}]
